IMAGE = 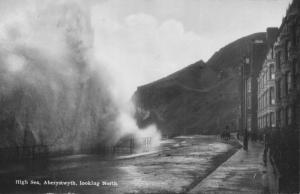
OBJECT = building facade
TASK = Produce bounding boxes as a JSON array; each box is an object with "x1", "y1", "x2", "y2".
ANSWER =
[
  {"x1": 257, "y1": 1, "x2": 300, "y2": 192},
  {"x1": 240, "y1": 39, "x2": 267, "y2": 137},
  {"x1": 257, "y1": 28, "x2": 279, "y2": 133}
]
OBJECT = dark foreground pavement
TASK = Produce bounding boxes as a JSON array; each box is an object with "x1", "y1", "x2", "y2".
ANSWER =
[
  {"x1": 0, "y1": 135, "x2": 240, "y2": 194},
  {"x1": 189, "y1": 141, "x2": 268, "y2": 194}
]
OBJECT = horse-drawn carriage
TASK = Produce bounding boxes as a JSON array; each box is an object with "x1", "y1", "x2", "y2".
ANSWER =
[{"x1": 220, "y1": 131, "x2": 231, "y2": 140}]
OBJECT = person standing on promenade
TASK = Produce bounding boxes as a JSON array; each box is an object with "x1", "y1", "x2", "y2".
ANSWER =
[{"x1": 243, "y1": 128, "x2": 248, "y2": 151}]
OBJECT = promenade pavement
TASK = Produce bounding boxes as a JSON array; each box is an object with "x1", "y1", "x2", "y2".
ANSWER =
[{"x1": 188, "y1": 141, "x2": 268, "y2": 194}]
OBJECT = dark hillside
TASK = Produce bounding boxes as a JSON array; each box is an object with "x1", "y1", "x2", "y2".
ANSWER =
[{"x1": 133, "y1": 32, "x2": 267, "y2": 136}]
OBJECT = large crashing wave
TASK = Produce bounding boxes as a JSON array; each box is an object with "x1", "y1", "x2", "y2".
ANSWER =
[{"x1": 0, "y1": 1, "x2": 119, "y2": 152}]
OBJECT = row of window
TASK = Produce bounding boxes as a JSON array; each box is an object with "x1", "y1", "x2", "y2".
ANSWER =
[
  {"x1": 256, "y1": 22, "x2": 298, "y2": 130},
  {"x1": 244, "y1": 72, "x2": 294, "y2": 111},
  {"x1": 258, "y1": 64, "x2": 275, "y2": 90},
  {"x1": 258, "y1": 87, "x2": 275, "y2": 111},
  {"x1": 258, "y1": 106, "x2": 293, "y2": 129},
  {"x1": 258, "y1": 112, "x2": 275, "y2": 129}
]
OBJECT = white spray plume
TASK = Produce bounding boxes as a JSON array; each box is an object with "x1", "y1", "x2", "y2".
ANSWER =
[{"x1": 0, "y1": 0, "x2": 161, "y2": 152}]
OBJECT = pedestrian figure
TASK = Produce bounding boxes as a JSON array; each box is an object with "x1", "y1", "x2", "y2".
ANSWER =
[
  {"x1": 243, "y1": 128, "x2": 248, "y2": 151},
  {"x1": 251, "y1": 132, "x2": 257, "y2": 142},
  {"x1": 225, "y1": 125, "x2": 230, "y2": 140},
  {"x1": 263, "y1": 130, "x2": 270, "y2": 166}
]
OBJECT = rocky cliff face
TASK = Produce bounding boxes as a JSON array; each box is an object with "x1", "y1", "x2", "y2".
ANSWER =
[{"x1": 133, "y1": 33, "x2": 266, "y2": 136}]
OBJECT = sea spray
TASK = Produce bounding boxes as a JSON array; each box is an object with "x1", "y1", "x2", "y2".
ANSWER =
[{"x1": 0, "y1": 0, "x2": 161, "y2": 154}]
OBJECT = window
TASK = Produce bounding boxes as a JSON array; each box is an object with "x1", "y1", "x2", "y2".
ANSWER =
[
  {"x1": 270, "y1": 87, "x2": 275, "y2": 105},
  {"x1": 271, "y1": 112, "x2": 275, "y2": 127},
  {"x1": 260, "y1": 78, "x2": 262, "y2": 90},
  {"x1": 281, "y1": 108, "x2": 286, "y2": 127},
  {"x1": 259, "y1": 96, "x2": 262, "y2": 110},
  {"x1": 293, "y1": 59, "x2": 297, "y2": 77},
  {"x1": 247, "y1": 117, "x2": 251, "y2": 131},
  {"x1": 260, "y1": 116, "x2": 262, "y2": 128},
  {"x1": 277, "y1": 109, "x2": 281, "y2": 127},
  {"x1": 269, "y1": 64, "x2": 275, "y2": 80},
  {"x1": 277, "y1": 79, "x2": 281, "y2": 101},
  {"x1": 281, "y1": 78, "x2": 285, "y2": 97},
  {"x1": 264, "y1": 94, "x2": 267, "y2": 109},
  {"x1": 245, "y1": 57, "x2": 250, "y2": 64},
  {"x1": 288, "y1": 106, "x2": 292, "y2": 125},
  {"x1": 247, "y1": 78, "x2": 251, "y2": 92},
  {"x1": 277, "y1": 51, "x2": 281, "y2": 70},
  {"x1": 285, "y1": 41, "x2": 289, "y2": 62},
  {"x1": 292, "y1": 25, "x2": 297, "y2": 47},
  {"x1": 293, "y1": 60, "x2": 298, "y2": 90},
  {"x1": 266, "y1": 90, "x2": 269, "y2": 106},
  {"x1": 264, "y1": 72, "x2": 267, "y2": 84},
  {"x1": 265, "y1": 91, "x2": 269, "y2": 107},
  {"x1": 247, "y1": 95, "x2": 251, "y2": 109},
  {"x1": 266, "y1": 114, "x2": 270, "y2": 127},
  {"x1": 287, "y1": 71, "x2": 292, "y2": 93},
  {"x1": 262, "y1": 94, "x2": 264, "y2": 109},
  {"x1": 287, "y1": 41, "x2": 292, "y2": 60},
  {"x1": 260, "y1": 117, "x2": 262, "y2": 129}
]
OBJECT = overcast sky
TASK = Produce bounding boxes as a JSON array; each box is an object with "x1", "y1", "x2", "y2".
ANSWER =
[
  {"x1": 90, "y1": 0, "x2": 292, "y2": 86},
  {"x1": 0, "y1": 0, "x2": 293, "y2": 95}
]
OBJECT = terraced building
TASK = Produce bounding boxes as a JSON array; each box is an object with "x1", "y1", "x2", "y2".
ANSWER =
[{"x1": 257, "y1": 1, "x2": 300, "y2": 192}]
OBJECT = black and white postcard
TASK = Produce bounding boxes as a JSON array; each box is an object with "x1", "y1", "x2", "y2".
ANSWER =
[{"x1": 0, "y1": 0, "x2": 299, "y2": 193}]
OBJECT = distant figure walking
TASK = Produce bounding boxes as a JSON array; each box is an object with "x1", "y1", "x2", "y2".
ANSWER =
[
  {"x1": 250, "y1": 132, "x2": 257, "y2": 142},
  {"x1": 243, "y1": 128, "x2": 248, "y2": 151},
  {"x1": 263, "y1": 132, "x2": 270, "y2": 166}
]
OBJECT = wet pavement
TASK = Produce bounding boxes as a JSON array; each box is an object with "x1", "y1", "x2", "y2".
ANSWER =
[
  {"x1": 0, "y1": 135, "x2": 240, "y2": 194},
  {"x1": 189, "y1": 141, "x2": 267, "y2": 194}
]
